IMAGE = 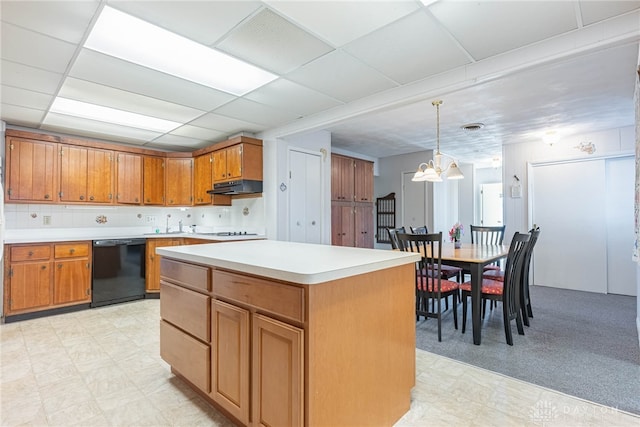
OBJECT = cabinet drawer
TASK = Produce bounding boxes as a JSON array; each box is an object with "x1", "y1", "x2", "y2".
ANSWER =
[
  {"x1": 10, "y1": 245, "x2": 51, "y2": 262},
  {"x1": 54, "y1": 243, "x2": 89, "y2": 259},
  {"x1": 213, "y1": 270, "x2": 305, "y2": 323},
  {"x1": 160, "y1": 258, "x2": 210, "y2": 291},
  {"x1": 160, "y1": 281, "x2": 210, "y2": 342},
  {"x1": 160, "y1": 320, "x2": 210, "y2": 393}
]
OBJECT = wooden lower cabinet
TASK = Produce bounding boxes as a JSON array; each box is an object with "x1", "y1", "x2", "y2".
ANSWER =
[
  {"x1": 4, "y1": 241, "x2": 91, "y2": 317},
  {"x1": 146, "y1": 238, "x2": 183, "y2": 293},
  {"x1": 160, "y1": 320, "x2": 210, "y2": 392},
  {"x1": 252, "y1": 313, "x2": 304, "y2": 427}
]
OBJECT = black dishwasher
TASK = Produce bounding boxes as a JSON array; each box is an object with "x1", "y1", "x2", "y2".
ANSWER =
[{"x1": 91, "y1": 239, "x2": 146, "y2": 308}]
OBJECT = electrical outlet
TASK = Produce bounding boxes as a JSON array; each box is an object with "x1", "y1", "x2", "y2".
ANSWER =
[
  {"x1": 145, "y1": 215, "x2": 156, "y2": 223},
  {"x1": 43, "y1": 215, "x2": 51, "y2": 225}
]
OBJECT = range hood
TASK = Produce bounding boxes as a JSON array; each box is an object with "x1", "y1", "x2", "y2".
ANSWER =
[{"x1": 208, "y1": 179, "x2": 263, "y2": 195}]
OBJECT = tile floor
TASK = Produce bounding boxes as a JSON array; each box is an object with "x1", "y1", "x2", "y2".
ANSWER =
[{"x1": 1, "y1": 299, "x2": 638, "y2": 426}]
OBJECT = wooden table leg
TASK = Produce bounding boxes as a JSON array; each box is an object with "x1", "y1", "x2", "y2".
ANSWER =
[{"x1": 470, "y1": 263, "x2": 483, "y2": 345}]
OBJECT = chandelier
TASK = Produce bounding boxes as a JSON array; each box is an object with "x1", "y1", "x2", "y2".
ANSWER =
[{"x1": 412, "y1": 100, "x2": 464, "y2": 182}]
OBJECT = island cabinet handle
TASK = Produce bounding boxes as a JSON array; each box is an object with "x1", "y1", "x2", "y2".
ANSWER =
[{"x1": 28, "y1": 251, "x2": 34, "y2": 257}]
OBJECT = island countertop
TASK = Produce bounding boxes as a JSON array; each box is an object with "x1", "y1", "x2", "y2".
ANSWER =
[{"x1": 156, "y1": 240, "x2": 420, "y2": 285}]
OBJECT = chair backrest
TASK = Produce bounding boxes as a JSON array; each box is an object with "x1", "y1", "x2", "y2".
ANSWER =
[
  {"x1": 386, "y1": 226, "x2": 406, "y2": 250},
  {"x1": 521, "y1": 226, "x2": 541, "y2": 287},
  {"x1": 502, "y1": 232, "x2": 531, "y2": 320},
  {"x1": 396, "y1": 231, "x2": 444, "y2": 292},
  {"x1": 470, "y1": 225, "x2": 506, "y2": 245},
  {"x1": 410, "y1": 225, "x2": 428, "y2": 234}
]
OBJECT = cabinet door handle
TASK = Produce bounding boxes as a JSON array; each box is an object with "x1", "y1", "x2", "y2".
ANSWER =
[
  {"x1": 80, "y1": 195, "x2": 85, "y2": 201},
  {"x1": 28, "y1": 251, "x2": 33, "y2": 257},
  {"x1": 89, "y1": 196, "x2": 95, "y2": 201},
  {"x1": 41, "y1": 265, "x2": 47, "y2": 270},
  {"x1": 69, "y1": 248, "x2": 75, "y2": 254},
  {"x1": 44, "y1": 194, "x2": 50, "y2": 199},
  {"x1": 57, "y1": 264, "x2": 63, "y2": 269},
  {"x1": 135, "y1": 198, "x2": 139, "y2": 203}
]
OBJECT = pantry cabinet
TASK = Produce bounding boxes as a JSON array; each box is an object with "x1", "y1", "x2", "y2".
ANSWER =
[
  {"x1": 331, "y1": 154, "x2": 374, "y2": 248},
  {"x1": 165, "y1": 157, "x2": 193, "y2": 206},
  {"x1": 143, "y1": 156, "x2": 165, "y2": 205},
  {"x1": 59, "y1": 145, "x2": 114, "y2": 203},
  {"x1": 5, "y1": 136, "x2": 57, "y2": 203},
  {"x1": 116, "y1": 152, "x2": 142, "y2": 204},
  {"x1": 4, "y1": 241, "x2": 91, "y2": 317}
]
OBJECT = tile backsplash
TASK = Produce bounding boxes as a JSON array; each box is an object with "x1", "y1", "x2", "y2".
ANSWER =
[{"x1": 4, "y1": 197, "x2": 265, "y2": 234}]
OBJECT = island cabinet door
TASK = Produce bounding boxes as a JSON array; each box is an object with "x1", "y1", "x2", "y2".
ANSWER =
[
  {"x1": 252, "y1": 313, "x2": 304, "y2": 427},
  {"x1": 211, "y1": 300, "x2": 250, "y2": 425}
]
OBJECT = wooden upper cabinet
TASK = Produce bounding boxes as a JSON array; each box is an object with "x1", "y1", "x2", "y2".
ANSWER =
[
  {"x1": 354, "y1": 159, "x2": 374, "y2": 202},
  {"x1": 331, "y1": 155, "x2": 355, "y2": 201},
  {"x1": 116, "y1": 152, "x2": 142, "y2": 204},
  {"x1": 143, "y1": 156, "x2": 164, "y2": 205},
  {"x1": 165, "y1": 157, "x2": 193, "y2": 206},
  {"x1": 5, "y1": 137, "x2": 58, "y2": 203},
  {"x1": 59, "y1": 145, "x2": 113, "y2": 203},
  {"x1": 194, "y1": 153, "x2": 213, "y2": 205},
  {"x1": 212, "y1": 143, "x2": 262, "y2": 183}
]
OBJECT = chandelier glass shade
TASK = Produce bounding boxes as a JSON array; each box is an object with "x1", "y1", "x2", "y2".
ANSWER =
[{"x1": 412, "y1": 100, "x2": 464, "y2": 182}]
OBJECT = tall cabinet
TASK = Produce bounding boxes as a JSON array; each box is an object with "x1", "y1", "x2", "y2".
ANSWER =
[{"x1": 331, "y1": 154, "x2": 374, "y2": 248}]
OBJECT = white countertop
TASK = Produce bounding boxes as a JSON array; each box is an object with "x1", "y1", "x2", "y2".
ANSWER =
[
  {"x1": 156, "y1": 240, "x2": 420, "y2": 285},
  {"x1": 3, "y1": 227, "x2": 265, "y2": 244}
]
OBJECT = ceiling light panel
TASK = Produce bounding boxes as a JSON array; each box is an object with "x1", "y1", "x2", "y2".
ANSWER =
[
  {"x1": 49, "y1": 98, "x2": 181, "y2": 133},
  {"x1": 217, "y1": 8, "x2": 334, "y2": 74},
  {"x1": 85, "y1": 6, "x2": 277, "y2": 95},
  {"x1": 58, "y1": 77, "x2": 205, "y2": 123},
  {"x1": 69, "y1": 50, "x2": 235, "y2": 111}
]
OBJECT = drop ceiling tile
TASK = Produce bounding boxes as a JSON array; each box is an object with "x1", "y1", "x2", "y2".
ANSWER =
[
  {"x1": 1, "y1": 60, "x2": 63, "y2": 94},
  {"x1": 69, "y1": 49, "x2": 235, "y2": 111},
  {"x1": 429, "y1": 1, "x2": 578, "y2": 60},
  {"x1": 58, "y1": 77, "x2": 205, "y2": 122},
  {"x1": 579, "y1": 1, "x2": 640, "y2": 25},
  {"x1": 108, "y1": 0, "x2": 263, "y2": 45},
  {"x1": 170, "y1": 124, "x2": 226, "y2": 141},
  {"x1": 285, "y1": 50, "x2": 396, "y2": 103},
  {"x1": 213, "y1": 98, "x2": 298, "y2": 127},
  {"x1": 0, "y1": 0, "x2": 100, "y2": 43},
  {"x1": 244, "y1": 79, "x2": 342, "y2": 117},
  {"x1": 1, "y1": 23, "x2": 77, "y2": 73},
  {"x1": 42, "y1": 112, "x2": 162, "y2": 144},
  {"x1": 1, "y1": 103, "x2": 46, "y2": 127},
  {"x1": 217, "y1": 8, "x2": 333, "y2": 74},
  {"x1": 149, "y1": 133, "x2": 205, "y2": 149},
  {"x1": 265, "y1": 0, "x2": 419, "y2": 46},
  {"x1": 344, "y1": 11, "x2": 471, "y2": 85},
  {"x1": 1, "y1": 85, "x2": 53, "y2": 110},
  {"x1": 189, "y1": 112, "x2": 263, "y2": 135}
]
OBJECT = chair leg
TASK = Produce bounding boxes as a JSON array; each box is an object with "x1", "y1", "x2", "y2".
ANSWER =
[
  {"x1": 516, "y1": 310, "x2": 525, "y2": 336},
  {"x1": 452, "y1": 293, "x2": 458, "y2": 330},
  {"x1": 521, "y1": 304, "x2": 530, "y2": 327},
  {"x1": 503, "y1": 306, "x2": 513, "y2": 346},
  {"x1": 437, "y1": 298, "x2": 442, "y2": 342},
  {"x1": 461, "y1": 293, "x2": 467, "y2": 334}
]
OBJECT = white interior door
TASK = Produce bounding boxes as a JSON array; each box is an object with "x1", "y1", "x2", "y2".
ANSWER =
[
  {"x1": 605, "y1": 157, "x2": 636, "y2": 295},
  {"x1": 532, "y1": 160, "x2": 607, "y2": 293},
  {"x1": 289, "y1": 149, "x2": 322, "y2": 244},
  {"x1": 402, "y1": 172, "x2": 426, "y2": 231}
]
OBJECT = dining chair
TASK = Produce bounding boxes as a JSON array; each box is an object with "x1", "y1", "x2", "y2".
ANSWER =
[
  {"x1": 410, "y1": 225, "x2": 462, "y2": 281},
  {"x1": 460, "y1": 231, "x2": 530, "y2": 345},
  {"x1": 386, "y1": 226, "x2": 406, "y2": 250},
  {"x1": 397, "y1": 231, "x2": 459, "y2": 342},
  {"x1": 483, "y1": 226, "x2": 541, "y2": 327}
]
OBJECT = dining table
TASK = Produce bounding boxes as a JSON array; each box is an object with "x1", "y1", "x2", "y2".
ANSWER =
[{"x1": 437, "y1": 243, "x2": 510, "y2": 345}]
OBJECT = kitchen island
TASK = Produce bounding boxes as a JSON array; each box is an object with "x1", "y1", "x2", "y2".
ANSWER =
[{"x1": 156, "y1": 240, "x2": 420, "y2": 427}]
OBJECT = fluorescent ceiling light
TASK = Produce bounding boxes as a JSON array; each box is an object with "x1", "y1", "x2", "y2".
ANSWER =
[
  {"x1": 85, "y1": 6, "x2": 277, "y2": 96},
  {"x1": 50, "y1": 97, "x2": 181, "y2": 133}
]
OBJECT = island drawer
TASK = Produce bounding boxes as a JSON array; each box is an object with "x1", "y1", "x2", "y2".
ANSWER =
[
  {"x1": 160, "y1": 258, "x2": 210, "y2": 291},
  {"x1": 160, "y1": 320, "x2": 210, "y2": 393},
  {"x1": 54, "y1": 242, "x2": 89, "y2": 258},
  {"x1": 10, "y1": 244, "x2": 51, "y2": 262},
  {"x1": 213, "y1": 270, "x2": 305, "y2": 323},
  {"x1": 160, "y1": 281, "x2": 210, "y2": 342}
]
